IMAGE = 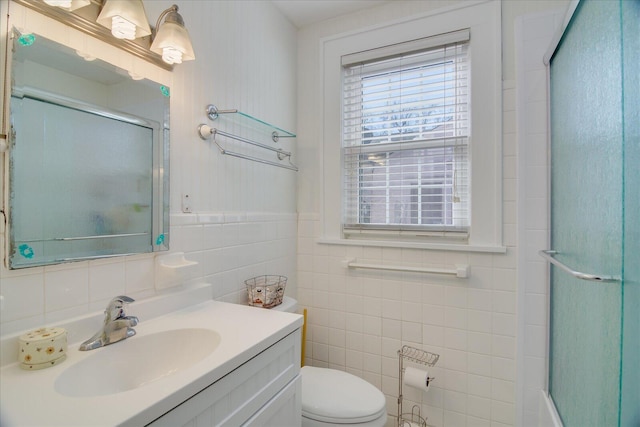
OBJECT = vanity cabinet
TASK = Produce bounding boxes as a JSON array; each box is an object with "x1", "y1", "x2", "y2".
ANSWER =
[{"x1": 148, "y1": 329, "x2": 301, "y2": 427}]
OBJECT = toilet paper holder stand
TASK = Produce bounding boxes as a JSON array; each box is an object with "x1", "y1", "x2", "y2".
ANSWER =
[{"x1": 398, "y1": 345, "x2": 440, "y2": 427}]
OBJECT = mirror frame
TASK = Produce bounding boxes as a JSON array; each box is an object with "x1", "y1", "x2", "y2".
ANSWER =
[
  {"x1": 12, "y1": 0, "x2": 172, "y2": 71},
  {"x1": 4, "y1": 13, "x2": 171, "y2": 269}
]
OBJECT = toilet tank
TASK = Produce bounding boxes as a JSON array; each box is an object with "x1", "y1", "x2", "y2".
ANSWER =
[{"x1": 271, "y1": 296, "x2": 297, "y2": 313}]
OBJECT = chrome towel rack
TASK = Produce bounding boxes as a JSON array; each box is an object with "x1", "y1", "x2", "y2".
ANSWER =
[
  {"x1": 198, "y1": 104, "x2": 298, "y2": 171},
  {"x1": 198, "y1": 125, "x2": 298, "y2": 171},
  {"x1": 538, "y1": 250, "x2": 620, "y2": 282},
  {"x1": 344, "y1": 258, "x2": 469, "y2": 278}
]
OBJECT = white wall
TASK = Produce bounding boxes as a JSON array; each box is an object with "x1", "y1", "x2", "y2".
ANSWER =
[
  {"x1": 296, "y1": 1, "x2": 569, "y2": 426},
  {"x1": 0, "y1": 1, "x2": 298, "y2": 337}
]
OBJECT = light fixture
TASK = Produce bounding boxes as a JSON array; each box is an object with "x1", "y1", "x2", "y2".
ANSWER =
[
  {"x1": 96, "y1": 0, "x2": 152, "y2": 40},
  {"x1": 43, "y1": 0, "x2": 90, "y2": 11},
  {"x1": 17, "y1": 0, "x2": 194, "y2": 69},
  {"x1": 150, "y1": 5, "x2": 195, "y2": 65}
]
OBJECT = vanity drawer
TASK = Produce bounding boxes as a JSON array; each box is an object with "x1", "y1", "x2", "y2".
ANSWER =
[
  {"x1": 147, "y1": 329, "x2": 301, "y2": 427},
  {"x1": 242, "y1": 374, "x2": 301, "y2": 427}
]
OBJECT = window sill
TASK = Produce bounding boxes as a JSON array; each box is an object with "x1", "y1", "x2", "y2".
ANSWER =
[{"x1": 316, "y1": 237, "x2": 507, "y2": 254}]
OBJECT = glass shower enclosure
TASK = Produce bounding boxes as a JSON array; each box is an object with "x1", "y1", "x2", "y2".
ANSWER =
[{"x1": 545, "y1": 0, "x2": 639, "y2": 426}]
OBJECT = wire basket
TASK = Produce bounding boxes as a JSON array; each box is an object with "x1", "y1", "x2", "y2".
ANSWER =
[
  {"x1": 400, "y1": 405, "x2": 427, "y2": 427},
  {"x1": 245, "y1": 275, "x2": 287, "y2": 308}
]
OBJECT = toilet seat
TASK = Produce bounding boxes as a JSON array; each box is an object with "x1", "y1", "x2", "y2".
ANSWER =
[{"x1": 301, "y1": 366, "x2": 387, "y2": 424}]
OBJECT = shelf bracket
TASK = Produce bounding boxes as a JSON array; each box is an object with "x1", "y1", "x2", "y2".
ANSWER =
[{"x1": 206, "y1": 104, "x2": 238, "y2": 121}]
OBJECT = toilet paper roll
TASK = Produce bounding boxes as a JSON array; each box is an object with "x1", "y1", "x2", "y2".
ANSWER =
[{"x1": 403, "y1": 366, "x2": 431, "y2": 393}]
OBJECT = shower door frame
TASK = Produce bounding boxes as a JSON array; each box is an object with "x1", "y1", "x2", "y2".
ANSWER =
[{"x1": 541, "y1": 4, "x2": 581, "y2": 423}]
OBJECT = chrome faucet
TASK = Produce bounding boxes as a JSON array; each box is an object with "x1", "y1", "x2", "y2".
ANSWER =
[{"x1": 79, "y1": 296, "x2": 139, "y2": 351}]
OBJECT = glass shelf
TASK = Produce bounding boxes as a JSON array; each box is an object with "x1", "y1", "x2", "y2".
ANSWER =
[{"x1": 206, "y1": 104, "x2": 296, "y2": 142}]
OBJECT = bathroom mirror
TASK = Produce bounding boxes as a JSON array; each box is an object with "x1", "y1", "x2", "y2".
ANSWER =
[{"x1": 6, "y1": 29, "x2": 169, "y2": 269}]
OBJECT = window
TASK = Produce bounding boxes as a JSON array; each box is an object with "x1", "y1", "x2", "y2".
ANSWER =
[
  {"x1": 318, "y1": 1, "x2": 502, "y2": 250},
  {"x1": 342, "y1": 30, "x2": 470, "y2": 238}
]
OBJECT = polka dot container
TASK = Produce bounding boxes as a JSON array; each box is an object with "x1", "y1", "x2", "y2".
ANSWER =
[{"x1": 18, "y1": 327, "x2": 67, "y2": 370}]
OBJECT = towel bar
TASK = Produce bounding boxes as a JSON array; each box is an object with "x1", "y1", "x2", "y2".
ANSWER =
[
  {"x1": 345, "y1": 259, "x2": 469, "y2": 278},
  {"x1": 538, "y1": 250, "x2": 620, "y2": 282}
]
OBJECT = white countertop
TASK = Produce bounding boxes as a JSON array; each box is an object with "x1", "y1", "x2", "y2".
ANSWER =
[{"x1": 0, "y1": 300, "x2": 302, "y2": 426}]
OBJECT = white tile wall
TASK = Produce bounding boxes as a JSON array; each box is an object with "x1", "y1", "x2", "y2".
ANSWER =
[
  {"x1": 0, "y1": 1, "x2": 298, "y2": 336},
  {"x1": 298, "y1": 214, "x2": 517, "y2": 426},
  {"x1": 296, "y1": 2, "x2": 569, "y2": 425},
  {"x1": 1, "y1": 212, "x2": 298, "y2": 336}
]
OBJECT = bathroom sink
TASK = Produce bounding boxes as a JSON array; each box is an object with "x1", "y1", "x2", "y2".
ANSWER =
[{"x1": 55, "y1": 328, "x2": 221, "y2": 397}]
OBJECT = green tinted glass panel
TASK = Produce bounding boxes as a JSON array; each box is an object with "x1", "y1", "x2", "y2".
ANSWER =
[
  {"x1": 549, "y1": 0, "x2": 624, "y2": 425},
  {"x1": 621, "y1": 1, "x2": 640, "y2": 425}
]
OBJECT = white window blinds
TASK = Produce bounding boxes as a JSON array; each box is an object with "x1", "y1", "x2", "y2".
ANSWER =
[{"x1": 342, "y1": 30, "x2": 470, "y2": 236}]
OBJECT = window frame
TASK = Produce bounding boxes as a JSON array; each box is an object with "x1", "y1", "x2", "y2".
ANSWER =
[{"x1": 319, "y1": 0, "x2": 503, "y2": 251}]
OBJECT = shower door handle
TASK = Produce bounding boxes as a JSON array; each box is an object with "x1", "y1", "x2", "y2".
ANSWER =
[{"x1": 539, "y1": 250, "x2": 620, "y2": 283}]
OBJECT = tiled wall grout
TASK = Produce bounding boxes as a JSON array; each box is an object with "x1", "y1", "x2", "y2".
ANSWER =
[
  {"x1": 299, "y1": 222, "x2": 517, "y2": 425},
  {"x1": 1, "y1": 213, "x2": 298, "y2": 336}
]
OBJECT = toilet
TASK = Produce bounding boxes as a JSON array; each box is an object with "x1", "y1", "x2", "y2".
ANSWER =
[{"x1": 272, "y1": 297, "x2": 388, "y2": 427}]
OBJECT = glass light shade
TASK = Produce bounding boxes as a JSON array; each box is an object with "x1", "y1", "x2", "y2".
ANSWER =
[
  {"x1": 44, "y1": 0, "x2": 70, "y2": 6},
  {"x1": 160, "y1": 46, "x2": 183, "y2": 64},
  {"x1": 96, "y1": 0, "x2": 151, "y2": 40},
  {"x1": 150, "y1": 21, "x2": 195, "y2": 64},
  {"x1": 44, "y1": 0, "x2": 90, "y2": 11},
  {"x1": 111, "y1": 15, "x2": 137, "y2": 39}
]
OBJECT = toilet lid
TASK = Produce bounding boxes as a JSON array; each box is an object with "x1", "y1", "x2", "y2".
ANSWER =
[{"x1": 301, "y1": 366, "x2": 386, "y2": 424}]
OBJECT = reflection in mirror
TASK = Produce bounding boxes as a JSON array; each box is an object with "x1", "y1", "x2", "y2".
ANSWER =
[{"x1": 8, "y1": 29, "x2": 169, "y2": 269}]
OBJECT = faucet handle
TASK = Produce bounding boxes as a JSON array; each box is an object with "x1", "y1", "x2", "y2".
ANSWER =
[
  {"x1": 105, "y1": 295, "x2": 135, "y2": 321},
  {"x1": 111, "y1": 295, "x2": 135, "y2": 305}
]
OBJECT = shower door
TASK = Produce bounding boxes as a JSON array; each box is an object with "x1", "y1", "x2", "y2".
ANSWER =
[{"x1": 546, "y1": 0, "x2": 639, "y2": 426}]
